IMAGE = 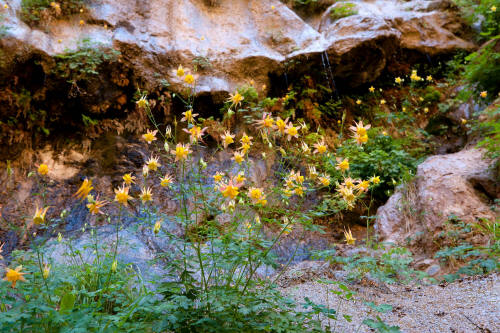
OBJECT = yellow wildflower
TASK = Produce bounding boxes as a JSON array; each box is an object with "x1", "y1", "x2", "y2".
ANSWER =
[
  {"x1": 184, "y1": 125, "x2": 207, "y2": 142},
  {"x1": 336, "y1": 158, "x2": 349, "y2": 172},
  {"x1": 370, "y1": 176, "x2": 381, "y2": 184},
  {"x1": 240, "y1": 142, "x2": 251, "y2": 154},
  {"x1": 461, "y1": 118, "x2": 467, "y2": 125},
  {"x1": 350, "y1": 120, "x2": 371, "y2": 137},
  {"x1": 285, "y1": 123, "x2": 300, "y2": 141},
  {"x1": 232, "y1": 151, "x2": 244, "y2": 164},
  {"x1": 153, "y1": 220, "x2": 162, "y2": 235},
  {"x1": 293, "y1": 185, "x2": 305, "y2": 196},
  {"x1": 380, "y1": 99, "x2": 386, "y2": 105},
  {"x1": 139, "y1": 187, "x2": 153, "y2": 203},
  {"x1": 37, "y1": 164, "x2": 49, "y2": 176},
  {"x1": 0, "y1": 242, "x2": 4, "y2": 260},
  {"x1": 3, "y1": 266, "x2": 27, "y2": 288},
  {"x1": 424, "y1": 107, "x2": 429, "y2": 113},
  {"x1": 33, "y1": 206, "x2": 49, "y2": 225},
  {"x1": 240, "y1": 132, "x2": 253, "y2": 145},
  {"x1": 356, "y1": 99, "x2": 362, "y2": 105},
  {"x1": 160, "y1": 174, "x2": 173, "y2": 187},
  {"x1": 42, "y1": 263, "x2": 51, "y2": 279},
  {"x1": 275, "y1": 117, "x2": 288, "y2": 134},
  {"x1": 184, "y1": 74, "x2": 195, "y2": 85},
  {"x1": 235, "y1": 172, "x2": 246, "y2": 184},
  {"x1": 181, "y1": 109, "x2": 198, "y2": 123},
  {"x1": 111, "y1": 260, "x2": 118, "y2": 272},
  {"x1": 136, "y1": 96, "x2": 148, "y2": 109},
  {"x1": 213, "y1": 172, "x2": 224, "y2": 183},
  {"x1": 343, "y1": 227, "x2": 356, "y2": 245},
  {"x1": 146, "y1": 156, "x2": 161, "y2": 171},
  {"x1": 142, "y1": 129, "x2": 158, "y2": 144},
  {"x1": 171, "y1": 144, "x2": 191, "y2": 162},
  {"x1": 369, "y1": 86, "x2": 375, "y2": 93},
  {"x1": 301, "y1": 142, "x2": 311, "y2": 154},
  {"x1": 220, "y1": 180, "x2": 240, "y2": 199},
  {"x1": 480, "y1": 91, "x2": 487, "y2": 98},
  {"x1": 114, "y1": 185, "x2": 132, "y2": 206},
  {"x1": 86, "y1": 197, "x2": 107, "y2": 215},
  {"x1": 123, "y1": 173, "x2": 136, "y2": 185},
  {"x1": 395, "y1": 77, "x2": 402, "y2": 84},
  {"x1": 221, "y1": 131, "x2": 235, "y2": 148},
  {"x1": 228, "y1": 91, "x2": 244, "y2": 107},
  {"x1": 255, "y1": 112, "x2": 274, "y2": 129},
  {"x1": 318, "y1": 174, "x2": 331, "y2": 187},
  {"x1": 355, "y1": 133, "x2": 368, "y2": 145},
  {"x1": 357, "y1": 180, "x2": 370, "y2": 192},
  {"x1": 79, "y1": 20, "x2": 84, "y2": 25},
  {"x1": 313, "y1": 139, "x2": 327, "y2": 154},
  {"x1": 176, "y1": 65, "x2": 185, "y2": 77},
  {"x1": 74, "y1": 178, "x2": 93, "y2": 200},
  {"x1": 491, "y1": 6, "x2": 496, "y2": 12},
  {"x1": 426, "y1": 75, "x2": 433, "y2": 81},
  {"x1": 308, "y1": 166, "x2": 318, "y2": 180},
  {"x1": 248, "y1": 187, "x2": 267, "y2": 205}
]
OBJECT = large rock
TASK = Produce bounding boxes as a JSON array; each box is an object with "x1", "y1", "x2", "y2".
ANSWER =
[
  {"x1": 375, "y1": 148, "x2": 499, "y2": 251},
  {"x1": 0, "y1": 0, "x2": 474, "y2": 96}
]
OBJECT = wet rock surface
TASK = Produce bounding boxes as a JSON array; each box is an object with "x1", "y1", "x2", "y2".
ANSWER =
[
  {"x1": 1, "y1": 0, "x2": 474, "y2": 96},
  {"x1": 375, "y1": 148, "x2": 499, "y2": 252}
]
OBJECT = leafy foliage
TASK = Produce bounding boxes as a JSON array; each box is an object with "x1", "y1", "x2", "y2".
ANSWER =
[
  {"x1": 21, "y1": 0, "x2": 86, "y2": 26},
  {"x1": 330, "y1": 3, "x2": 357, "y2": 21}
]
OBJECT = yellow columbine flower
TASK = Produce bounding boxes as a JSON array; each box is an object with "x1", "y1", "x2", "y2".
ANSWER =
[
  {"x1": 240, "y1": 133, "x2": 253, "y2": 145},
  {"x1": 136, "y1": 96, "x2": 148, "y2": 109},
  {"x1": 153, "y1": 220, "x2": 162, "y2": 235},
  {"x1": 79, "y1": 20, "x2": 85, "y2": 25},
  {"x1": 181, "y1": 109, "x2": 198, "y2": 123},
  {"x1": 313, "y1": 139, "x2": 327, "y2": 154},
  {"x1": 232, "y1": 151, "x2": 244, "y2": 164},
  {"x1": 349, "y1": 120, "x2": 371, "y2": 137},
  {"x1": 339, "y1": 186, "x2": 356, "y2": 208},
  {"x1": 491, "y1": 6, "x2": 496, "y2": 12},
  {"x1": 3, "y1": 266, "x2": 27, "y2": 288},
  {"x1": 255, "y1": 112, "x2": 274, "y2": 129},
  {"x1": 146, "y1": 156, "x2": 161, "y2": 171},
  {"x1": 74, "y1": 178, "x2": 93, "y2": 200},
  {"x1": 293, "y1": 185, "x2": 305, "y2": 196},
  {"x1": 336, "y1": 158, "x2": 349, "y2": 172},
  {"x1": 356, "y1": 99, "x2": 362, "y2": 105},
  {"x1": 424, "y1": 107, "x2": 429, "y2": 113},
  {"x1": 480, "y1": 91, "x2": 487, "y2": 98},
  {"x1": 160, "y1": 174, "x2": 173, "y2": 187},
  {"x1": 285, "y1": 123, "x2": 300, "y2": 141},
  {"x1": 176, "y1": 65, "x2": 185, "y2": 77},
  {"x1": 184, "y1": 74, "x2": 195, "y2": 85},
  {"x1": 139, "y1": 187, "x2": 153, "y2": 203},
  {"x1": 395, "y1": 77, "x2": 402, "y2": 84},
  {"x1": 213, "y1": 172, "x2": 224, "y2": 183},
  {"x1": 370, "y1": 176, "x2": 381, "y2": 184},
  {"x1": 42, "y1": 263, "x2": 51, "y2": 279},
  {"x1": 142, "y1": 129, "x2": 158, "y2": 144},
  {"x1": 275, "y1": 117, "x2": 287, "y2": 134},
  {"x1": 461, "y1": 118, "x2": 467, "y2": 125},
  {"x1": 248, "y1": 187, "x2": 267, "y2": 205},
  {"x1": 220, "y1": 182, "x2": 239, "y2": 199},
  {"x1": 114, "y1": 185, "x2": 132, "y2": 206},
  {"x1": 380, "y1": 99, "x2": 386, "y2": 105},
  {"x1": 343, "y1": 227, "x2": 356, "y2": 245},
  {"x1": 235, "y1": 172, "x2": 246, "y2": 184},
  {"x1": 221, "y1": 131, "x2": 235, "y2": 148},
  {"x1": 426, "y1": 75, "x2": 433, "y2": 81},
  {"x1": 87, "y1": 197, "x2": 107, "y2": 215},
  {"x1": 184, "y1": 125, "x2": 206, "y2": 142},
  {"x1": 37, "y1": 164, "x2": 49, "y2": 176},
  {"x1": 357, "y1": 180, "x2": 370, "y2": 192},
  {"x1": 308, "y1": 166, "x2": 318, "y2": 180},
  {"x1": 369, "y1": 86, "x2": 375, "y2": 93},
  {"x1": 318, "y1": 174, "x2": 330, "y2": 187},
  {"x1": 228, "y1": 91, "x2": 244, "y2": 107},
  {"x1": 111, "y1": 260, "x2": 118, "y2": 272},
  {"x1": 355, "y1": 133, "x2": 368, "y2": 145},
  {"x1": 171, "y1": 143, "x2": 191, "y2": 162},
  {"x1": 240, "y1": 143, "x2": 251, "y2": 154},
  {"x1": 33, "y1": 205, "x2": 49, "y2": 225},
  {"x1": 123, "y1": 173, "x2": 136, "y2": 185}
]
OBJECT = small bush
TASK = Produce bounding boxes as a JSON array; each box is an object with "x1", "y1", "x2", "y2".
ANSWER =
[
  {"x1": 330, "y1": 3, "x2": 357, "y2": 21},
  {"x1": 21, "y1": 0, "x2": 86, "y2": 26}
]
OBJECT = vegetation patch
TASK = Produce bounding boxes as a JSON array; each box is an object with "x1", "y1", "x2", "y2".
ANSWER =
[{"x1": 20, "y1": 0, "x2": 87, "y2": 26}]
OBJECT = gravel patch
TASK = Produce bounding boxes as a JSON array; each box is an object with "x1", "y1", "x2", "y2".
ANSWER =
[{"x1": 281, "y1": 273, "x2": 499, "y2": 332}]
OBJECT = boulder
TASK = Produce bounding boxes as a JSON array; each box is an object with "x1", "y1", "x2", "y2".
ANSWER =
[{"x1": 375, "y1": 148, "x2": 499, "y2": 252}]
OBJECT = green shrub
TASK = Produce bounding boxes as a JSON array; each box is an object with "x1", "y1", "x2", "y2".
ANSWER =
[
  {"x1": 423, "y1": 86, "x2": 442, "y2": 104},
  {"x1": 52, "y1": 38, "x2": 120, "y2": 83},
  {"x1": 463, "y1": 37, "x2": 500, "y2": 98},
  {"x1": 21, "y1": 0, "x2": 86, "y2": 26},
  {"x1": 330, "y1": 3, "x2": 357, "y2": 21},
  {"x1": 328, "y1": 132, "x2": 417, "y2": 200}
]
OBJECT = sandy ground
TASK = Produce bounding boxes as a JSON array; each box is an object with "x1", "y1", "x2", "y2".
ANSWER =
[{"x1": 281, "y1": 273, "x2": 499, "y2": 333}]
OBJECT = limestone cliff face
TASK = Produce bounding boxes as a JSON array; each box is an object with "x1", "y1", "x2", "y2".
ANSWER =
[{"x1": 1, "y1": 0, "x2": 474, "y2": 97}]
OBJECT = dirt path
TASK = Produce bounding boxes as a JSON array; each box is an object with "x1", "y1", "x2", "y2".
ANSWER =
[{"x1": 281, "y1": 272, "x2": 499, "y2": 332}]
